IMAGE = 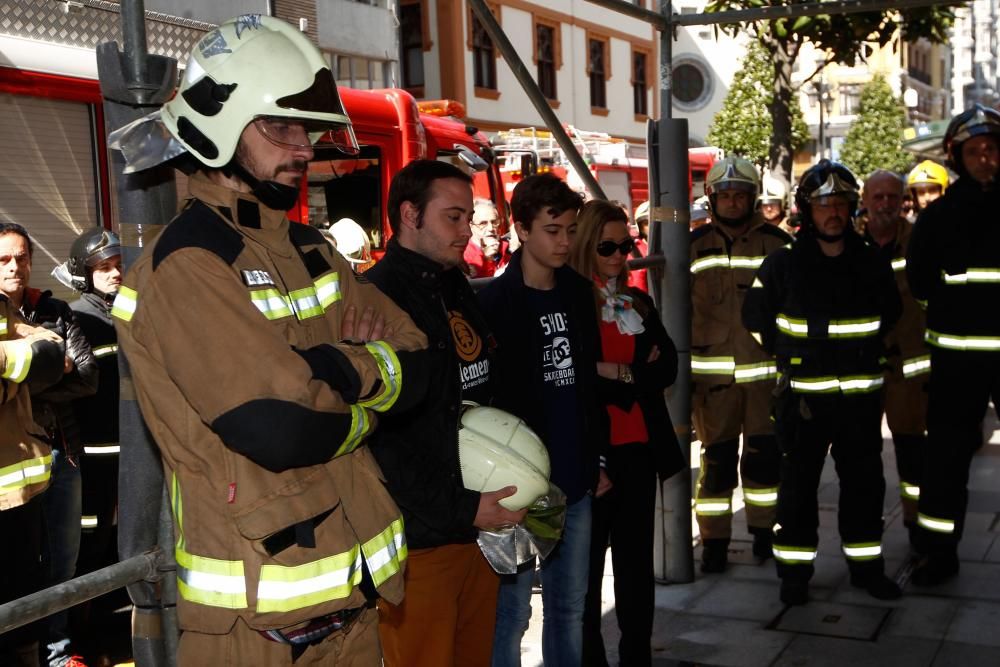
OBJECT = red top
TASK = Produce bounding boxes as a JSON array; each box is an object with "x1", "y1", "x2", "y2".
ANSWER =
[{"x1": 599, "y1": 319, "x2": 649, "y2": 446}]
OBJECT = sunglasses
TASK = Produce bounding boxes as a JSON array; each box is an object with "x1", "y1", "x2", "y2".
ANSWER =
[{"x1": 596, "y1": 239, "x2": 635, "y2": 257}]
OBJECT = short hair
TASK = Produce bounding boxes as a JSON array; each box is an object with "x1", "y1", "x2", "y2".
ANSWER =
[
  {"x1": 387, "y1": 160, "x2": 473, "y2": 235},
  {"x1": 0, "y1": 222, "x2": 33, "y2": 257},
  {"x1": 510, "y1": 173, "x2": 585, "y2": 230}
]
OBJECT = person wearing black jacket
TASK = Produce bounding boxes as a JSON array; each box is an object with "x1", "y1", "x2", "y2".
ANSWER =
[
  {"x1": 742, "y1": 161, "x2": 902, "y2": 606},
  {"x1": 0, "y1": 222, "x2": 97, "y2": 667},
  {"x1": 368, "y1": 161, "x2": 525, "y2": 667},
  {"x1": 570, "y1": 200, "x2": 685, "y2": 667},
  {"x1": 907, "y1": 105, "x2": 1000, "y2": 586},
  {"x1": 479, "y1": 174, "x2": 609, "y2": 667}
]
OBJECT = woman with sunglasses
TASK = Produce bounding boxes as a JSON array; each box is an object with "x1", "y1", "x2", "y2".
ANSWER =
[{"x1": 570, "y1": 199, "x2": 686, "y2": 667}]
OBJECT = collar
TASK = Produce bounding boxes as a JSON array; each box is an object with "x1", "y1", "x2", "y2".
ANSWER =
[
  {"x1": 382, "y1": 239, "x2": 452, "y2": 284},
  {"x1": 711, "y1": 212, "x2": 767, "y2": 242},
  {"x1": 188, "y1": 172, "x2": 289, "y2": 232}
]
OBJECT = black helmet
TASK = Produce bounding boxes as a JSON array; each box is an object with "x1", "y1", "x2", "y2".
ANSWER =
[
  {"x1": 65, "y1": 228, "x2": 121, "y2": 292},
  {"x1": 943, "y1": 104, "x2": 1000, "y2": 175},
  {"x1": 794, "y1": 159, "x2": 859, "y2": 238}
]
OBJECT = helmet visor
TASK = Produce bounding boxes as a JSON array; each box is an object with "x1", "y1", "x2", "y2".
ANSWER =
[{"x1": 253, "y1": 116, "x2": 360, "y2": 155}]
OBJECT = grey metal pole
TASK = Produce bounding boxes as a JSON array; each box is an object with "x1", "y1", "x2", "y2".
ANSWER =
[
  {"x1": 651, "y1": 0, "x2": 694, "y2": 585},
  {"x1": 467, "y1": 0, "x2": 607, "y2": 201}
]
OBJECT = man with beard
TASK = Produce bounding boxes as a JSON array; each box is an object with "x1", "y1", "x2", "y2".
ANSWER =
[{"x1": 689, "y1": 156, "x2": 791, "y2": 573}]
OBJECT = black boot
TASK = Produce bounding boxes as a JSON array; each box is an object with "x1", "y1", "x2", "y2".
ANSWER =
[
  {"x1": 700, "y1": 539, "x2": 729, "y2": 573},
  {"x1": 780, "y1": 578, "x2": 809, "y2": 606},
  {"x1": 850, "y1": 572, "x2": 902, "y2": 600},
  {"x1": 911, "y1": 554, "x2": 960, "y2": 587},
  {"x1": 750, "y1": 528, "x2": 773, "y2": 561}
]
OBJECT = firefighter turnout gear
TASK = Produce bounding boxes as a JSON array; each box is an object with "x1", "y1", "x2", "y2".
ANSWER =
[
  {"x1": 113, "y1": 173, "x2": 428, "y2": 638},
  {"x1": 907, "y1": 165, "x2": 1000, "y2": 578},
  {"x1": 690, "y1": 213, "x2": 790, "y2": 546},
  {"x1": 743, "y1": 219, "x2": 901, "y2": 591},
  {"x1": 942, "y1": 104, "x2": 1000, "y2": 175},
  {"x1": 55, "y1": 229, "x2": 121, "y2": 293}
]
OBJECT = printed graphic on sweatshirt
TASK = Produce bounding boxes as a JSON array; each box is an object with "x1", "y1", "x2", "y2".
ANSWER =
[
  {"x1": 449, "y1": 310, "x2": 490, "y2": 397},
  {"x1": 539, "y1": 311, "x2": 576, "y2": 387}
]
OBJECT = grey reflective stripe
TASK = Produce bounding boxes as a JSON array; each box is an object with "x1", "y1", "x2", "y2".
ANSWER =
[
  {"x1": 81, "y1": 515, "x2": 98, "y2": 529},
  {"x1": 93, "y1": 344, "x2": 118, "y2": 358},
  {"x1": 891, "y1": 257, "x2": 906, "y2": 272},
  {"x1": 827, "y1": 317, "x2": 881, "y2": 338},
  {"x1": 772, "y1": 545, "x2": 817, "y2": 563},
  {"x1": 900, "y1": 481, "x2": 920, "y2": 500},
  {"x1": 788, "y1": 374, "x2": 884, "y2": 394},
  {"x1": 776, "y1": 314, "x2": 809, "y2": 337},
  {"x1": 743, "y1": 487, "x2": 778, "y2": 506},
  {"x1": 842, "y1": 542, "x2": 882, "y2": 560},
  {"x1": 691, "y1": 255, "x2": 765, "y2": 273},
  {"x1": 691, "y1": 356, "x2": 735, "y2": 375},
  {"x1": 917, "y1": 513, "x2": 954, "y2": 533},
  {"x1": 925, "y1": 329, "x2": 1000, "y2": 351},
  {"x1": 84, "y1": 444, "x2": 120, "y2": 455},
  {"x1": 694, "y1": 498, "x2": 731, "y2": 515},
  {"x1": 902, "y1": 355, "x2": 931, "y2": 378},
  {"x1": 734, "y1": 362, "x2": 777, "y2": 383}
]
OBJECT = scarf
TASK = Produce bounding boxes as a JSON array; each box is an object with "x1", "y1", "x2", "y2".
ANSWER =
[{"x1": 598, "y1": 277, "x2": 644, "y2": 335}]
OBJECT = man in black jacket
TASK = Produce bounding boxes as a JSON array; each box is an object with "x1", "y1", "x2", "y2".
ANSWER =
[
  {"x1": 907, "y1": 105, "x2": 1000, "y2": 586},
  {"x1": 479, "y1": 174, "x2": 609, "y2": 667},
  {"x1": 743, "y1": 161, "x2": 902, "y2": 606},
  {"x1": 368, "y1": 160, "x2": 525, "y2": 667}
]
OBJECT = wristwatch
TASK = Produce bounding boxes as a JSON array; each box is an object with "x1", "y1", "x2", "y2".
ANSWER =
[{"x1": 618, "y1": 364, "x2": 634, "y2": 384}]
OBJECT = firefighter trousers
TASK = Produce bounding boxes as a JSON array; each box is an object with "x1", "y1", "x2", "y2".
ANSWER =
[
  {"x1": 917, "y1": 352, "x2": 1000, "y2": 557},
  {"x1": 883, "y1": 373, "x2": 928, "y2": 526},
  {"x1": 692, "y1": 381, "x2": 780, "y2": 540},
  {"x1": 772, "y1": 392, "x2": 887, "y2": 582}
]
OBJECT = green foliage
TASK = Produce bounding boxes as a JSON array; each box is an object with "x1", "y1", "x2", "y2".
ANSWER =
[
  {"x1": 707, "y1": 41, "x2": 809, "y2": 164},
  {"x1": 839, "y1": 74, "x2": 913, "y2": 178}
]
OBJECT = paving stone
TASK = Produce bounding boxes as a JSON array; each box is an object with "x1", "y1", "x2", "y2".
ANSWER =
[
  {"x1": 944, "y1": 600, "x2": 1000, "y2": 647},
  {"x1": 878, "y1": 595, "x2": 958, "y2": 641},
  {"x1": 774, "y1": 633, "x2": 939, "y2": 667},
  {"x1": 771, "y1": 601, "x2": 891, "y2": 640},
  {"x1": 688, "y1": 580, "x2": 786, "y2": 622},
  {"x1": 932, "y1": 642, "x2": 1000, "y2": 666},
  {"x1": 653, "y1": 613, "x2": 791, "y2": 667}
]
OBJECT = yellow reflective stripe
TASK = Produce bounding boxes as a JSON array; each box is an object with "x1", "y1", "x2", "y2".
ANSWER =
[
  {"x1": 111, "y1": 286, "x2": 138, "y2": 322},
  {"x1": 0, "y1": 316, "x2": 6, "y2": 336},
  {"x1": 335, "y1": 405, "x2": 372, "y2": 458},
  {"x1": 81, "y1": 515, "x2": 98, "y2": 529},
  {"x1": 925, "y1": 329, "x2": 1000, "y2": 351},
  {"x1": 84, "y1": 444, "x2": 120, "y2": 455},
  {"x1": 734, "y1": 362, "x2": 777, "y2": 383},
  {"x1": 789, "y1": 375, "x2": 883, "y2": 394},
  {"x1": 361, "y1": 518, "x2": 408, "y2": 588},
  {"x1": 691, "y1": 255, "x2": 730, "y2": 273},
  {"x1": 0, "y1": 454, "x2": 52, "y2": 492},
  {"x1": 358, "y1": 341, "x2": 402, "y2": 412},
  {"x1": 743, "y1": 487, "x2": 779, "y2": 506},
  {"x1": 776, "y1": 314, "x2": 809, "y2": 337},
  {"x1": 789, "y1": 376, "x2": 840, "y2": 393},
  {"x1": 942, "y1": 268, "x2": 1000, "y2": 284},
  {"x1": 695, "y1": 498, "x2": 732, "y2": 516},
  {"x1": 839, "y1": 374, "x2": 885, "y2": 394},
  {"x1": 288, "y1": 286, "x2": 324, "y2": 320},
  {"x1": 842, "y1": 542, "x2": 882, "y2": 560},
  {"x1": 92, "y1": 344, "x2": 118, "y2": 358},
  {"x1": 900, "y1": 481, "x2": 920, "y2": 500},
  {"x1": 917, "y1": 513, "x2": 954, "y2": 534},
  {"x1": 891, "y1": 257, "x2": 907, "y2": 272},
  {"x1": 772, "y1": 545, "x2": 817, "y2": 563},
  {"x1": 902, "y1": 354, "x2": 931, "y2": 378},
  {"x1": 691, "y1": 355, "x2": 736, "y2": 375},
  {"x1": 729, "y1": 256, "x2": 766, "y2": 270},
  {"x1": 250, "y1": 288, "x2": 294, "y2": 321},
  {"x1": 176, "y1": 546, "x2": 248, "y2": 609},
  {"x1": 2, "y1": 340, "x2": 32, "y2": 383},
  {"x1": 314, "y1": 271, "x2": 342, "y2": 310},
  {"x1": 828, "y1": 317, "x2": 881, "y2": 338},
  {"x1": 256, "y1": 546, "x2": 363, "y2": 613}
]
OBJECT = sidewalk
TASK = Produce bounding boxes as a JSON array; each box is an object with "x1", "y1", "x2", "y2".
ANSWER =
[{"x1": 522, "y1": 409, "x2": 1000, "y2": 666}]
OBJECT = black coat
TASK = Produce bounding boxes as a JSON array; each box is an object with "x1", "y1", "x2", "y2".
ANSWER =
[
  {"x1": 22, "y1": 288, "x2": 98, "y2": 454},
  {"x1": 365, "y1": 241, "x2": 488, "y2": 549},
  {"x1": 71, "y1": 292, "x2": 119, "y2": 445},
  {"x1": 596, "y1": 289, "x2": 686, "y2": 481},
  {"x1": 477, "y1": 250, "x2": 608, "y2": 499}
]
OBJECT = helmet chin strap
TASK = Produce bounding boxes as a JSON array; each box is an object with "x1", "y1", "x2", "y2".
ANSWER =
[
  {"x1": 715, "y1": 211, "x2": 753, "y2": 228},
  {"x1": 227, "y1": 160, "x2": 300, "y2": 211}
]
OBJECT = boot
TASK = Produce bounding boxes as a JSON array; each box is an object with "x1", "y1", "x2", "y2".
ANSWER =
[
  {"x1": 750, "y1": 528, "x2": 773, "y2": 561},
  {"x1": 780, "y1": 578, "x2": 809, "y2": 606},
  {"x1": 850, "y1": 572, "x2": 902, "y2": 600},
  {"x1": 911, "y1": 554, "x2": 960, "y2": 587},
  {"x1": 700, "y1": 539, "x2": 729, "y2": 573}
]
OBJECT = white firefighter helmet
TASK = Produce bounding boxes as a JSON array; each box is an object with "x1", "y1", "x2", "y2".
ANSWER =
[
  {"x1": 758, "y1": 173, "x2": 787, "y2": 205},
  {"x1": 458, "y1": 406, "x2": 550, "y2": 511},
  {"x1": 327, "y1": 218, "x2": 372, "y2": 265}
]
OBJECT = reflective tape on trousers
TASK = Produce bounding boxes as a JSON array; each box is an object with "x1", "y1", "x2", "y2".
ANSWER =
[
  {"x1": 902, "y1": 355, "x2": 931, "y2": 378},
  {"x1": 772, "y1": 545, "x2": 817, "y2": 563},
  {"x1": 743, "y1": 487, "x2": 779, "y2": 506},
  {"x1": 695, "y1": 499, "x2": 732, "y2": 516},
  {"x1": 942, "y1": 268, "x2": 1000, "y2": 284},
  {"x1": 84, "y1": 444, "x2": 120, "y2": 455},
  {"x1": 917, "y1": 513, "x2": 954, "y2": 533},
  {"x1": 841, "y1": 542, "x2": 882, "y2": 560},
  {"x1": 925, "y1": 329, "x2": 1000, "y2": 351}
]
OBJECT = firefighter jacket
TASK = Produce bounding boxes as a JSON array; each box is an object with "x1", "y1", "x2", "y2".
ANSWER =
[
  {"x1": 71, "y1": 292, "x2": 120, "y2": 450},
  {"x1": 113, "y1": 173, "x2": 429, "y2": 634},
  {"x1": 690, "y1": 215, "x2": 792, "y2": 387},
  {"x1": 742, "y1": 230, "x2": 901, "y2": 396},
  {"x1": 908, "y1": 177, "x2": 1000, "y2": 355},
  {"x1": 366, "y1": 240, "x2": 490, "y2": 549},
  {"x1": 0, "y1": 295, "x2": 65, "y2": 510},
  {"x1": 866, "y1": 218, "x2": 929, "y2": 382},
  {"x1": 21, "y1": 288, "x2": 98, "y2": 457}
]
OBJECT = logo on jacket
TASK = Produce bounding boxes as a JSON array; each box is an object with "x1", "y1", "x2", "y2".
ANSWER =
[
  {"x1": 241, "y1": 269, "x2": 276, "y2": 287},
  {"x1": 449, "y1": 310, "x2": 483, "y2": 362}
]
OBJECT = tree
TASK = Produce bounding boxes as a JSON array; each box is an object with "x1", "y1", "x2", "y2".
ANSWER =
[
  {"x1": 706, "y1": 40, "x2": 809, "y2": 167},
  {"x1": 839, "y1": 74, "x2": 913, "y2": 177},
  {"x1": 704, "y1": 1, "x2": 956, "y2": 186}
]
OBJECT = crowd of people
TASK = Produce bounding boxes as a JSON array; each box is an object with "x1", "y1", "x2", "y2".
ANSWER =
[{"x1": 2, "y1": 12, "x2": 1000, "y2": 667}]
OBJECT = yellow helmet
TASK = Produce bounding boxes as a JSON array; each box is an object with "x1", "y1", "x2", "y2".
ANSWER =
[{"x1": 906, "y1": 160, "x2": 949, "y2": 191}]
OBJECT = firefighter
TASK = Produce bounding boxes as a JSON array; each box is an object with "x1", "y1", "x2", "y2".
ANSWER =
[
  {"x1": 759, "y1": 173, "x2": 795, "y2": 236},
  {"x1": 906, "y1": 159, "x2": 949, "y2": 214},
  {"x1": 690, "y1": 156, "x2": 791, "y2": 573},
  {"x1": 109, "y1": 15, "x2": 428, "y2": 663},
  {"x1": 743, "y1": 160, "x2": 902, "y2": 605},
  {"x1": 859, "y1": 170, "x2": 929, "y2": 547},
  {"x1": 907, "y1": 104, "x2": 1000, "y2": 586}
]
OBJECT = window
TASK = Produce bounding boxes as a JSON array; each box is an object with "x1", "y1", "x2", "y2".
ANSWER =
[
  {"x1": 536, "y1": 23, "x2": 557, "y2": 100},
  {"x1": 588, "y1": 38, "x2": 607, "y2": 109},
  {"x1": 332, "y1": 55, "x2": 390, "y2": 90},
  {"x1": 632, "y1": 50, "x2": 648, "y2": 116},
  {"x1": 400, "y1": 2, "x2": 425, "y2": 89},
  {"x1": 471, "y1": 14, "x2": 497, "y2": 90},
  {"x1": 838, "y1": 84, "x2": 861, "y2": 116},
  {"x1": 673, "y1": 63, "x2": 704, "y2": 105},
  {"x1": 309, "y1": 145, "x2": 384, "y2": 249}
]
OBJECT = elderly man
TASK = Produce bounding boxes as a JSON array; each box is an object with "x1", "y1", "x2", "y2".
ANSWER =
[{"x1": 463, "y1": 199, "x2": 505, "y2": 278}]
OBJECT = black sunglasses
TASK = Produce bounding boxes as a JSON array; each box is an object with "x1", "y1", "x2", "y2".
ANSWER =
[{"x1": 596, "y1": 239, "x2": 635, "y2": 257}]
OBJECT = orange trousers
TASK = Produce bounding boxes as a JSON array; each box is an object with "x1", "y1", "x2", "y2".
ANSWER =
[{"x1": 378, "y1": 542, "x2": 499, "y2": 667}]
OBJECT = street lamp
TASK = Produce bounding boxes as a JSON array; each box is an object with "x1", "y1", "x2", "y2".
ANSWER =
[{"x1": 813, "y1": 77, "x2": 833, "y2": 160}]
